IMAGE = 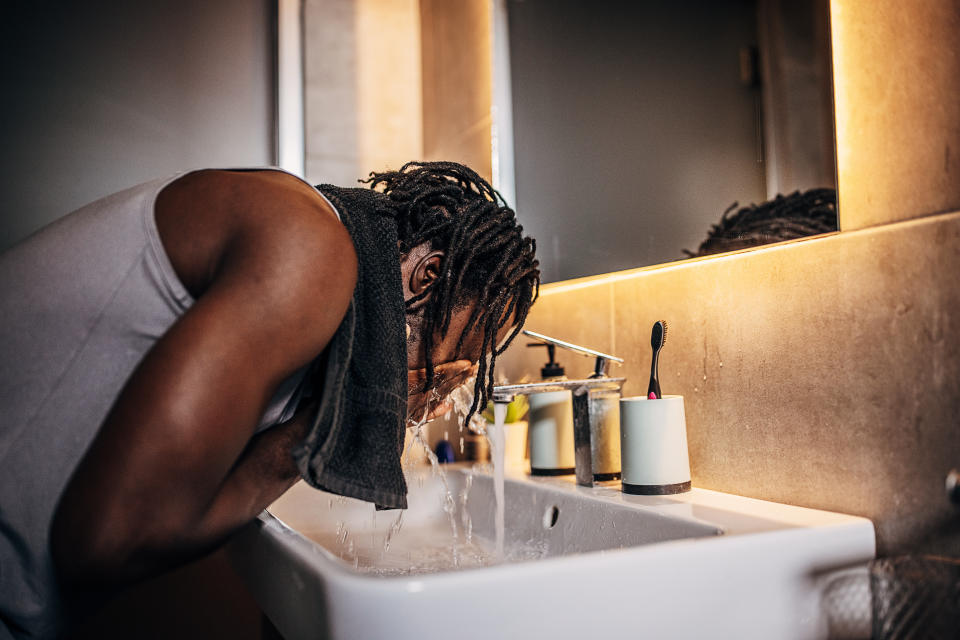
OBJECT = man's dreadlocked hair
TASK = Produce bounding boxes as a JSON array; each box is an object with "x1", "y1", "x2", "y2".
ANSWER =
[
  {"x1": 684, "y1": 188, "x2": 837, "y2": 258},
  {"x1": 363, "y1": 161, "x2": 540, "y2": 422}
]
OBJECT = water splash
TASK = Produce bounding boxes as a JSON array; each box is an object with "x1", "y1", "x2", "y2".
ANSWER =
[
  {"x1": 311, "y1": 470, "x2": 548, "y2": 576},
  {"x1": 318, "y1": 376, "x2": 525, "y2": 575},
  {"x1": 445, "y1": 377, "x2": 487, "y2": 434},
  {"x1": 489, "y1": 402, "x2": 507, "y2": 559},
  {"x1": 410, "y1": 419, "x2": 461, "y2": 567},
  {"x1": 459, "y1": 470, "x2": 474, "y2": 544},
  {"x1": 382, "y1": 509, "x2": 404, "y2": 554}
]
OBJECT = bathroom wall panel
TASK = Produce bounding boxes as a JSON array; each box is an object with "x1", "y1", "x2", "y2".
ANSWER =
[
  {"x1": 832, "y1": 0, "x2": 960, "y2": 230},
  {"x1": 506, "y1": 282, "x2": 616, "y2": 381},
  {"x1": 500, "y1": 212, "x2": 960, "y2": 555},
  {"x1": 304, "y1": 0, "x2": 423, "y2": 186},
  {"x1": 355, "y1": 0, "x2": 423, "y2": 175},
  {"x1": 0, "y1": 0, "x2": 276, "y2": 252},
  {"x1": 420, "y1": 0, "x2": 493, "y2": 182},
  {"x1": 304, "y1": 0, "x2": 361, "y2": 186}
]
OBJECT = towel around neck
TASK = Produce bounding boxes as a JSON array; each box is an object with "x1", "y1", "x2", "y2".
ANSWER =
[{"x1": 290, "y1": 184, "x2": 409, "y2": 510}]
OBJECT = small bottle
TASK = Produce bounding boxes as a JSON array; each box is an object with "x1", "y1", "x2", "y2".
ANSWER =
[{"x1": 527, "y1": 344, "x2": 575, "y2": 476}]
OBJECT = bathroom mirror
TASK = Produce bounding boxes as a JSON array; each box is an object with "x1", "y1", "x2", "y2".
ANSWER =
[{"x1": 499, "y1": 0, "x2": 837, "y2": 282}]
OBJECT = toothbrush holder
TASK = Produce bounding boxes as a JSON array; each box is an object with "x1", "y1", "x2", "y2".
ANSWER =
[{"x1": 619, "y1": 395, "x2": 691, "y2": 495}]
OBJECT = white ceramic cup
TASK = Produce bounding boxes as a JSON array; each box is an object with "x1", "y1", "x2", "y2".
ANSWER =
[
  {"x1": 619, "y1": 395, "x2": 691, "y2": 494},
  {"x1": 528, "y1": 391, "x2": 575, "y2": 475}
]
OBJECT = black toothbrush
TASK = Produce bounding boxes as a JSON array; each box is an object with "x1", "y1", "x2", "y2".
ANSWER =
[{"x1": 647, "y1": 320, "x2": 668, "y2": 399}]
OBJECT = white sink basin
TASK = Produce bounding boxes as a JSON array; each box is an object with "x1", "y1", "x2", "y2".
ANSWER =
[{"x1": 227, "y1": 463, "x2": 874, "y2": 639}]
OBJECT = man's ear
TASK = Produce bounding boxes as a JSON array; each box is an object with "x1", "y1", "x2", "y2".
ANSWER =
[{"x1": 406, "y1": 250, "x2": 445, "y2": 311}]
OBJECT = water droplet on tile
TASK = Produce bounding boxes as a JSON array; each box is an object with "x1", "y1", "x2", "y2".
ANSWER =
[
  {"x1": 719, "y1": 361, "x2": 723, "y2": 367},
  {"x1": 702, "y1": 375, "x2": 707, "y2": 381}
]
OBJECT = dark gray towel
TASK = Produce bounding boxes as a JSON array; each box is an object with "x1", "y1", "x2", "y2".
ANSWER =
[{"x1": 290, "y1": 185, "x2": 409, "y2": 509}]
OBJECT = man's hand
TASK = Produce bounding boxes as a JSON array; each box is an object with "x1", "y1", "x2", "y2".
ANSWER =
[{"x1": 407, "y1": 360, "x2": 477, "y2": 423}]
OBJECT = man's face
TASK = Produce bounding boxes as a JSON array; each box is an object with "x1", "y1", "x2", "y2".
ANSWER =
[
  {"x1": 406, "y1": 300, "x2": 514, "y2": 370},
  {"x1": 400, "y1": 243, "x2": 520, "y2": 418},
  {"x1": 405, "y1": 300, "x2": 516, "y2": 422}
]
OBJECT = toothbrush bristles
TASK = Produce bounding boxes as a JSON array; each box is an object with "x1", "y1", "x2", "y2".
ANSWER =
[{"x1": 660, "y1": 320, "x2": 668, "y2": 345}]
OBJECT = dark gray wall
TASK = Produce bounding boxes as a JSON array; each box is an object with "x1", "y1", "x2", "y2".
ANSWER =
[
  {"x1": 0, "y1": 0, "x2": 276, "y2": 251},
  {"x1": 509, "y1": 0, "x2": 765, "y2": 282}
]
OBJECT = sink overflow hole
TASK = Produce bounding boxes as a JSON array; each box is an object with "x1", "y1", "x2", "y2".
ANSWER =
[{"x1": 543, "y1": 505, "x2": 560, "y2": 529}]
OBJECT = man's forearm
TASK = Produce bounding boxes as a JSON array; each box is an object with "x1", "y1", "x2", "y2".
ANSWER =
[
  {"x1": 178, "y1": 408, "x2": 311, "y2": 557},
  {"x1": 62, "y1": 408, "x2": 313, "y2": 589}
]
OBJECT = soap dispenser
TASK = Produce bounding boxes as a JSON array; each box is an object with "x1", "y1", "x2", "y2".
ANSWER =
[{"x1": 526, "y1": 343, "x2": 576, "y2": 476}]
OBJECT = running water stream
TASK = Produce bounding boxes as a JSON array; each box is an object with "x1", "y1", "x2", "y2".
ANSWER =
[
  {"x1": 489, "y1": 402, "x2": 507, "y2": 559},
  {"x1": 449, "y1": 379, "x2": 506, "y2": 559}
]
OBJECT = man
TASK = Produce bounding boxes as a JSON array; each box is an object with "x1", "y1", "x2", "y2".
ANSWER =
[{"x1": 0, "y1": 161, "x2": 539, "y2": 638}]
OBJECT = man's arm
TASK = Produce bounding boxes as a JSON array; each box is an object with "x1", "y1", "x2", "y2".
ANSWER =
[{"x1": 50, "y1": 183, "x2": 357, "y2": 590}]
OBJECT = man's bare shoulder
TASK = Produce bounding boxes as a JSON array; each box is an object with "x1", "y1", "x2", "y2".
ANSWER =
[
  {"x1": 221, "y1": 169, "x2": 342, "y2": 229},
  {"x1": 155, "y1": 167, "x2": 358, "y2": 388},
  {"x1": 156, "y1": 169, "x2": 356, "y2": 302}
]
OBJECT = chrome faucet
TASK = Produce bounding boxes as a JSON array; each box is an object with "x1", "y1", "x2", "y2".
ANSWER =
[{"x1": 493, "y1": 331, "x2": 625, "y2": 487}]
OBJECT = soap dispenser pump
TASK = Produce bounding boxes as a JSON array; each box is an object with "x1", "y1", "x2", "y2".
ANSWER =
[
  {"x1": 526, "y1": 342, "x2": 576, "y2": 476},
  {"x1": 532, "y1": 343, "x2": 564, "y2": 380}
]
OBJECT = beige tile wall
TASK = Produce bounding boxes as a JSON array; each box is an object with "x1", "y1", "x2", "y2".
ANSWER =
[
  {"x1": 354, "y1": 0, "x2": 423, "y2": 174},
  {"x1": 304, "y1": 0, "x2": 422, "y2": 186},
  {"x1": 420, "y1": 0, "x2": 493, "y2": 180},
  {"x1": 305, "y1": 0, "x2": 493, "y2": 184},
  {"x1": 832, "y1": 0, "x2": 960, "y2": 230}
]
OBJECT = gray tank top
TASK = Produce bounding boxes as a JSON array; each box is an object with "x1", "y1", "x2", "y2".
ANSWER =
[{"x1": 0, "y1": 168, "x2": 339, "y2": 639}]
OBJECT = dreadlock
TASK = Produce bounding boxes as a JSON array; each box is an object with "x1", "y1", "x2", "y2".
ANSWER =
[
  {"x1": 684, "y1": 188, "x2": 837, "y2": 258},
  {"x1": 363, "y1": 161, "x2": 540, "y2": 424}
]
